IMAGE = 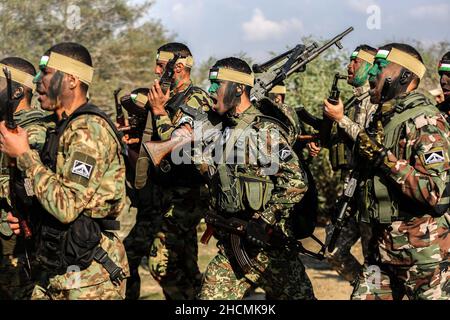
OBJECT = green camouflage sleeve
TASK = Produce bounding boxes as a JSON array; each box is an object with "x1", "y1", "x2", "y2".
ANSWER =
[
  {"x1": 0, "y1": 121, "x2": 50, "y2": 235},
  {"x1": 338, "y1": 97, "x2": 377, "y2": 141},
  {"x1": 155, "y1": 90, "x2": 212, "y2": 141},
  {"x1": 155, "y1": 114, "x2": 174, "y2": 141},
  {"x1": 384, "y1": 115, "x2": 450, "y2": 208},
  {"x1": 0, "y1": 123, "x2": 48, "y2": 200},
  {"x1": 16, "y1": 116, "x2": 121, "y2": 224},
  {"x1": 337, "y1": 115, "x2": 364, "y2": 141},
  {"x1": 258, "y1": 122, "x2": 308, "y2": 238}
]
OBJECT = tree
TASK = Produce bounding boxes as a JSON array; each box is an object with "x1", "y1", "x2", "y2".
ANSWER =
[{"x1": 0, "y1": 0, "x2": 173, "y2": 115}]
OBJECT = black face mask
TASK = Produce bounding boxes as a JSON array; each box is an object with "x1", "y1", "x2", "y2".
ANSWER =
[{"x1": 380, "y1": 68, "x2": 413, "y2": 104}]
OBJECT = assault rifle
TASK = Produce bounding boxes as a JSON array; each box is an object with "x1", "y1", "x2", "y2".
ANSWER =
[{"x1": 250, "y1": 27, "x2": 354, "y2": 102}]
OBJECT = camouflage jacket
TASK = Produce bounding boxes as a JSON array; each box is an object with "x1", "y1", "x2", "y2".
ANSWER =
[
  {"x1": 336, "y1": 83, "x2": 377, "y2": 141},
  {"x1": 154, "y1": 80, "x2": 212, "y2": 140},
  {"x1": 206, "y1": 104, "x2": 308, "y2": 239},
  {"x1": 16, "y1": 110, "x2": 130, "y2": 289},
  {"x1": 364, "y1": 92, "x2": 450, "y2": 266},
  {"x1": 0, "y1": 108, "x2": 51, "y2": 238}
]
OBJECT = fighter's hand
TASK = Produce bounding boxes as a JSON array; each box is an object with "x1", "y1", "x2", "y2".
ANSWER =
[
  {"x1": 6, "y1": 212, "x2": 20, "y2": 235},
  {"x1": 0, "y1": 121, "x2": 30, "y2": 158},
  {"x1": 323, "y1": 98, "x2": 344, "y2": 122},
  {"x1": 172, "y1": 124, "x2": 193, "y2": 138},
  {"x1": 148, "y1": 79, "x2": 170, "y2": 116},
  {"x1": 121, "y1": 133, "x2": 140, "y2": 145},
  {"x1": 307, "y1": 141, "x2": 321, "y2": 157}
]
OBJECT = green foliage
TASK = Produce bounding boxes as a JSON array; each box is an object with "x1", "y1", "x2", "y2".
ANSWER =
[{"x1": 0, "y1": 0, "x2": 172, "y2": 115}]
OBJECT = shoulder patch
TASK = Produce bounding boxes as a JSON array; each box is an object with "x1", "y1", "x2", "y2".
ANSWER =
[
  {"x1": 423, "y1": 150, "x2": 445, "y2": 165},
  {"x1": 68, "y1": 151, "x2": 96, "y2": 186},
  {"x1": 72, "y1": 160, "x2": 93, "y2": 179},
  {"x1": 278, "y1": 144, "x2": 293, "y2": 162}
]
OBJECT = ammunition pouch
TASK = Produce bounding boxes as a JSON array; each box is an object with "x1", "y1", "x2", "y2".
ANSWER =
[
  {"x1": 215, "y1": 164, "x2": 274, "y2": 215},
  {"x1": 329, "y1": 140, "x2": 354, "y2": 171},
  {"x1": 36, "y1": 213, "x2": 125, "y2": 283}
]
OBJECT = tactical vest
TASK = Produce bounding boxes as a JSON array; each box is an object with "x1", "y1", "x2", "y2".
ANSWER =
[
  {"x1": 360, "y1": 93, "x2": 445, "y2": 224},
  {"x1": 213, "y1": 106, "x2": 299, "y2": 215},
  {"x1": 36, "y1": 104, "x2": 126, "y2": 283}
]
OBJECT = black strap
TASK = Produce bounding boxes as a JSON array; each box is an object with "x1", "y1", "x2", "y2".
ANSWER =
[
  {"x1": 94, "y1": 247, "x2": 126, "y2": 285},
  {"x1": 41, "y1": 103, "x2": 124, "y2": 170},
  {"x1": 98, "y1": 220, "x2": 120, "y2": 231}
]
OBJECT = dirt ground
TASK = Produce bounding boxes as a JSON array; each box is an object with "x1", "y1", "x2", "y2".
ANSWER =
[{"x1": 137, "y1": 227, "x2": 363, "y2": 300}]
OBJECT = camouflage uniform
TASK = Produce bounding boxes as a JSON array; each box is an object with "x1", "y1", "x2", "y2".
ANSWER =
[
  {"x1": 325, "y1": 83, "x2": 378, "y2": 283},
  {"x1": 0, "y1": 108, "x2": 49, "y2": 299},
  {"x1": 199, "y1": 104, "x2": 315, "y2": 300},
  {"x1": 149, "y1": 80, "x2": 212, "y2": 299},
  {"x1": 352, "y1": 92, "x2": 450, "y2": 300},
  {"x1": 16, "y1": 105, "x2": 130, "y2": 300},
  {"x1": 123, "y1": 180, "x2": 163, "y2": 299}
]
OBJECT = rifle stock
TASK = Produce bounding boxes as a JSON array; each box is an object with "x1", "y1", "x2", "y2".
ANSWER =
[{"x1": 143, "y1": 134, "x2": 192, "y2": 167}]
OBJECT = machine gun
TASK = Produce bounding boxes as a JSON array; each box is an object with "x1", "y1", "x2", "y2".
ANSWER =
[
  {"x1": 326, "y1": 82, "x2": 387, "y2": 252},
  {"x1": 159, "y1": 53, "x2": 180, "y2": 94},
  {"x1": 116, "y1": 88, "x2": 150, "y2": 147},
  {"x1": 250, "y1": 27, "x2": 354, "y2": 103},
  {"x1": 2, "y1": 67, "x2": 32, "y2": 240},
  {"x1": 326, "y1": 169, "x2": 360, "y2": 252},
  {"x1": 143, "y1": 104, "x2": 222, "y2": 169},
  {"x1": 114, "y1": 87, "x2": 126, "y2": 128},
  {"x1": 203, "y1": 212, "x2": 324, "y2": 273},
  {"x1": 320, "y1": 73, "x2": 348, "y2": 146}
]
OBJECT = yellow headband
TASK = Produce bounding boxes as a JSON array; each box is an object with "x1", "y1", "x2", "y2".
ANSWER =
[
  {"x1": 0, "y1": 64, "x2": 36, "y2": 90},
  {"x1": 209, "y1": 68, "x2": 255, "y2": 87},
  {"x1": 41, "y1": 52, "x2": 94, "y2": 85},
  {"x1": 351, "y1": 50, "x2": 375, "y2": 64},
  {"x1": 269, "y1": 85, "x2": 286, "y2": 94},
  {"x1": 375, "y1": 48, "x2": 426, "y2": 79},
  {"x1": 156, "y1": 51, "x2": 194, "y2": 68}
]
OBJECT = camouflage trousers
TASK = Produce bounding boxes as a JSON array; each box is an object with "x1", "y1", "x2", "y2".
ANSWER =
[
  {"x1": 352, "y1": 214, "x2": 450, "y2": 300},
  {"x1": 123, "y1": 182, "x2": 164, "y2": 300},
  {"x1": 148, "y1": 222, "x2": 202, "y2": 300},
  {"x1": 124, "y1": 219, "x2": 159, "y2": 300},
  {"x1": 0, "y1": 254, "x2": 34, "y2": 300},
  {"x1": 352, "y1": 261, "x2": 450, "y2": 300},
  {"x1": 325, "y1": 217, "x2": 374, "y2": 283},
  {"x1": 199, "y1": 244, "x2": 315, "y2": 300},
  {"x1": 31, "y1": 278, "x2": 126, "y2": 300}
]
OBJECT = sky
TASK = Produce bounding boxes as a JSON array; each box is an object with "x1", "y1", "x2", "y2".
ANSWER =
[{"x1": 144, "y1": 0, "x2": 450, "y2": 64}]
